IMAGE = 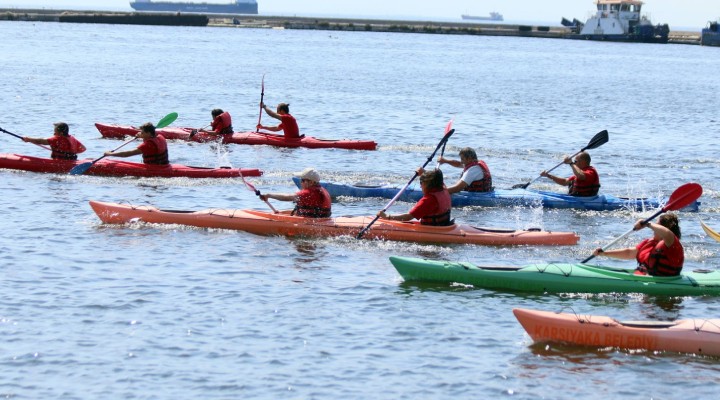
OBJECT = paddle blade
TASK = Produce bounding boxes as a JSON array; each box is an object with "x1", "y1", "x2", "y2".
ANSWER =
[
  {"x1": 582, "y1": 182, "x2": 703, "y2": 264},
  {"x1": 701, "y1": 220, "x2": 720, "y2": 243},
  {"x1": 444, "y1": 118, "x2": 454, "y2": 136},
  {"x1": 156, "y1": 112, "x2": 178, "y2": 129},
  {"x1": 583, "y1": 130, "x2": 609, "y2": 150},
  {"x1": 69, "y1": 162, "x2": 93, "y2": 175},
  {"x1": 663, "y1": 182, "x2": 702, "y2": 212}
]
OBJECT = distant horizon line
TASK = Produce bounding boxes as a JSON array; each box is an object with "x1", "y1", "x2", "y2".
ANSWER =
[{"x1": 0, "y1": 4, "x2": 707, "y2": 31}]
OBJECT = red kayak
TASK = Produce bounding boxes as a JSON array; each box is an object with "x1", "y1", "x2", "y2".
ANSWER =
[
  {"x1": 95, "y1": 123, "x2": 378, "y2": 151},
  {"x1": 0, "y1": 153, "x2": 262, "y2": 178}
]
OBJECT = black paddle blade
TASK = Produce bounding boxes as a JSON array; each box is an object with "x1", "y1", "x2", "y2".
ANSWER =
[
  {"x1": 583, "y1": 130, "x2": 609, "y2": 151},
  {"x1": 511, "y1": 182, "x2": 530, "y2": 190}
]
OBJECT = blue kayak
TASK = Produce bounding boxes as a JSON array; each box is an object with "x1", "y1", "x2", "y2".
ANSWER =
[{"x1": 291, "y1": 177, "x2": 700, "y2": 212}]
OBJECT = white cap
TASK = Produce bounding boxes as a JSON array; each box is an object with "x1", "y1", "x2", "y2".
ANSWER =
[{"x1": 294, "y1": 167, "x2": 321, "y2": 182}]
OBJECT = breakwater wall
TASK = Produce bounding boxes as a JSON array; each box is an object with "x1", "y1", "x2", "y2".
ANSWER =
[{"x1": 0, "y1": 9, "x2": 701, "y2": 45}]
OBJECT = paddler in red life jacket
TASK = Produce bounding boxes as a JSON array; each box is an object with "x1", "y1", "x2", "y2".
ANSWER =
[
  {"x1": 256, "y1": 102, "x2": 301, "y2": 139},
  {"x1": 438, "y1": 147, "x2": 493, "y2": 193},
  {"x1": 592, "y1": 213, "x2": 684, "y2": 276},
  {"x1": 540, "y1": 151, "x2": 600, "y2": 196},
  {"x1": 378, "y1": 168, "x2": 453, "y2": 226},
  {"x1": 104, "y1": 122, "x2": 169, "y2": 165},
  {"x1": 259, "y1": 167, "x2": 331, "y2": 218},
  {"x1": 202, "y1": 108, "x2": 233, "y2": 135},
  {"x1": 22, "y1": 122, "x2": 87, "y2": 160}
]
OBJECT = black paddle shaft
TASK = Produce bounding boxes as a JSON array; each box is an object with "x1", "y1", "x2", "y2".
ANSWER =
[
  {"x1": 513, "y1": 130, "x2": 608, "y2": 190},
  {"x1": 356, "y1": 128, "x2": 455, "y2": 239}
]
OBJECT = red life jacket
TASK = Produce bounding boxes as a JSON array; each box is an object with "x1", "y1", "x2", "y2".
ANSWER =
[
  {"x1": 635, "y1": 237, "x2": 684, "y2": 276},
  {"x1": 464, "y1": 160, "x2": 493, "y2": 192},
  {"x1": 141, "y1": 136, "x2": 169, "y2": 165},
  {"x1": 568, "y1": 166, "x2": 600, "y2": 196},
  {"x1": 212, "y1": 112, "x2": 233, "y2": 135},
  {"x1": 293, "y1": 184, "x2": 331, "y2": 218},
  {"x1": 49, "y1": 135, "x2": 86, "y2": 160},
  {"x1": 420, "y1": 189, "x2": 453, "y2": 226}
]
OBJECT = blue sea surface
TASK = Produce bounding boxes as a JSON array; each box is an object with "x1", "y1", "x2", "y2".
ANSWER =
[{"x1": 1, "y1": 20, "x2": 720, "y2": 399}]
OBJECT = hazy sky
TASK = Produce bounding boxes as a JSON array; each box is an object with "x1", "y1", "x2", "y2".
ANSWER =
[{"x1": 0, "y1": 0, "x2": 716, "y2": 29}]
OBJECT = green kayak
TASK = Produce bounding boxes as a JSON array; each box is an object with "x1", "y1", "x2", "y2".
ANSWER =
[{"x1": 389, "y1": 256, "x2": 720, "y2": 296}]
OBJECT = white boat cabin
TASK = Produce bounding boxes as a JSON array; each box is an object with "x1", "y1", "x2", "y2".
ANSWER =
[{"x1": 579, "y1": 0, "x2": 652, "y2": 35}]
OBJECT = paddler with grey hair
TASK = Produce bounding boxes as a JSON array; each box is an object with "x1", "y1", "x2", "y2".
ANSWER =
[{"x1": 260, "y1": 168, "x2": 332, "y2": 218}]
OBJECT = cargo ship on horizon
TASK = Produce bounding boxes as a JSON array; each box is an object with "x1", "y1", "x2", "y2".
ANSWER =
[
  {"x1": 130, "y1": 0, "x2": 258, "y2": 14},
  {"x1": 461, "y1": 12, "x2": 503, "y2": 22}
]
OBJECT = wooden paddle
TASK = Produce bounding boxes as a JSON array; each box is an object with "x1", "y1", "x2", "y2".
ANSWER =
[
  {"x1": 0, "y1": 127, "x2": 53, "y2": 151},
  {"x1": 69, "y1": 112, "x2": 178, "y2": 175},
  {"x1": 356, "y1": 119, "x2": 455, "y2": 239},
  {"x1": 700, "y1": 220, "x2": 720, "y2": 243},
  {"x1": 581, "y1": 182, "x2": 703, "y2": 264},
  {"x1": 512, "y1": 130, "x2": 608, "y2": 190}
]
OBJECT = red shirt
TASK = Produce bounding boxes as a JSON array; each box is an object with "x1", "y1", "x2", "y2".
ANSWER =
[{"x1": 279, "y1": 114, "x2": 300, "y2": 139}]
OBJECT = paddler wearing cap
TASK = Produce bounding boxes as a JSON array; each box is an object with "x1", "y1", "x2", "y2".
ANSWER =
[{"x1": 260, "y1": 168, "x2": 331, "y2": 218}]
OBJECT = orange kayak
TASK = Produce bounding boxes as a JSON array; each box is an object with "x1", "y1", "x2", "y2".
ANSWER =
[
  {"x1": 89, "y1": 200, "x2": 579, "y2": 246},
  {"x1": 513, "y1": 308, "x2": 720, "y2": 356}
]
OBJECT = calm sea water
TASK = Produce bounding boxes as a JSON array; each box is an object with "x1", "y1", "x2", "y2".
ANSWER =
[{"x1": 2, "y1": 20, "x2": 720, "y2": 399}]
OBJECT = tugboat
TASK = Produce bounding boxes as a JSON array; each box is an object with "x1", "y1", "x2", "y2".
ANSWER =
[
  {"x1": 572, "y1": 0, "x2": 669, "y2": 43},
  {"x1": 701, "y1": 20, "x2": 720, "y2": 47}
]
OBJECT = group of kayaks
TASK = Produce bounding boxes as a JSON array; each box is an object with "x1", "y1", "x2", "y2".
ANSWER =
[
  {"x1": 7, "y1": 118, "x2": 718, "y2": 357},
  {"x1": 0, "y1": 119, "x2": 378, "y2": 179}
]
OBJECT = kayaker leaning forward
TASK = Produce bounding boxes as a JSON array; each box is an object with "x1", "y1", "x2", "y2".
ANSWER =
[
  {"x1": 540, "y1": 151, "x2": 600, "y2": 196},
  {"x1": 104, "y1": 122, "x2": 169, "y2": 165},
  {"x1": 378, "y1": 168, "x2": 453, "y2": 226},
  {"x1": 257, "y1": 102, "x2": 301, "y2": 139},
  {"x1": 260, "y1": 168, "x2": 331, "y2": 218},
  {"x1": 206, "y1": 108, "x2": 233, "y2": 135},
  {"x1": 592, "y1": 213, "x2": 684, "y2": 276},
  {"x1": 23, "y1": 122, "x2": 87, "y2": 160},
  {"x1": 438, "y1": 147, "x2": 493, "y2": 193}
]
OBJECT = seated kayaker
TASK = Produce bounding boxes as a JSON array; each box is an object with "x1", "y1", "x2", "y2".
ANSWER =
[
  {"x1": 206, "y1": 108, "x2": 233, "y2": 135},
  {"x1": 23, "y1": 122, "x2": 86, "y2": 160},
  {"x1": 540, "y1": 151, "x2": 600, "y2": 196},
  {"x1": 438, "y1": 147, "x2": 493, "y2": 193},
  {"x1": 104, "y1": 122, "x2": 169, "y2": 165},
  {"x1": 378, "y1": 168, "x2": 453, "y2": 226},
  {"x1": 592, "y1": 213, "x2": 684, "y2": 276},
  {"x1": 259, "y1": 167, "x2": 331, "y2": 218},
  {"x1": 256, "y1": 102, "x2": 302, "y2": 139}
]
